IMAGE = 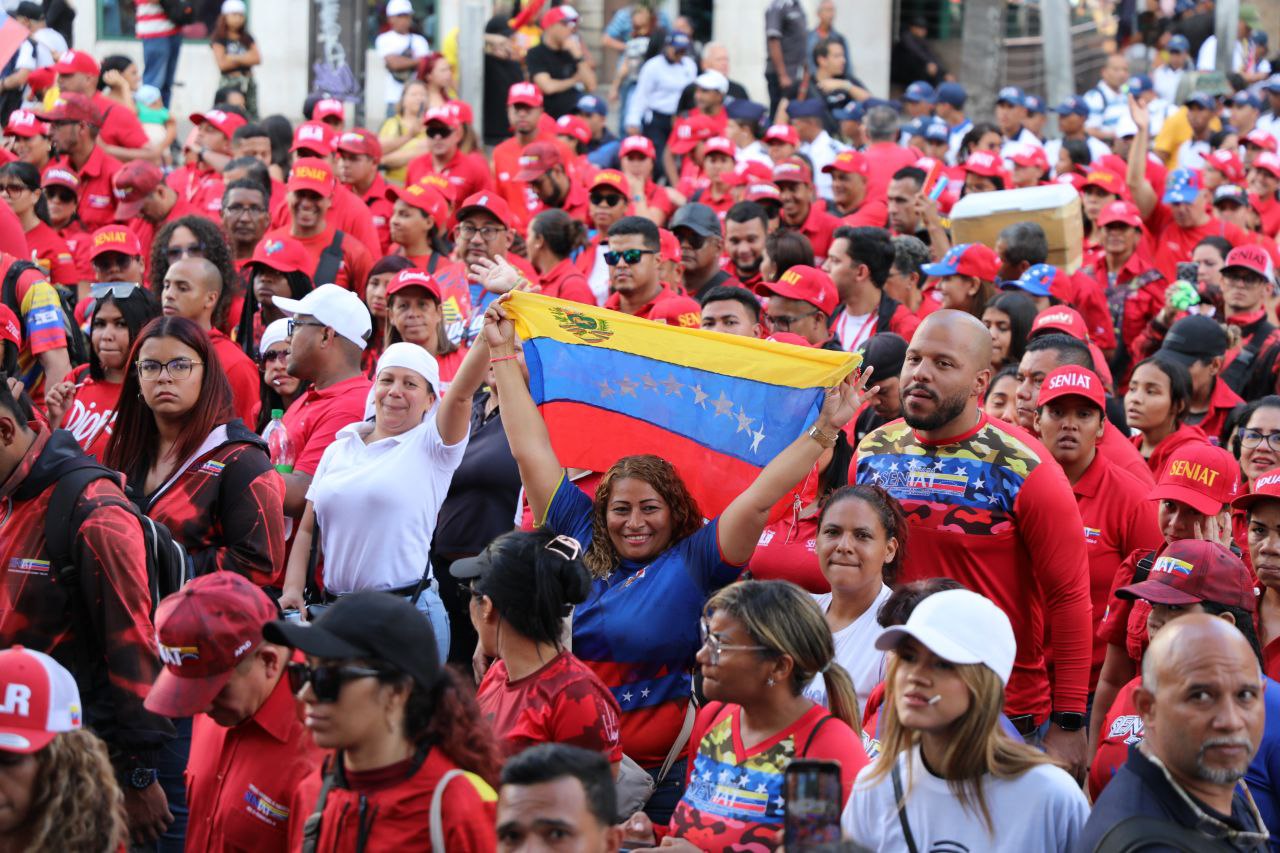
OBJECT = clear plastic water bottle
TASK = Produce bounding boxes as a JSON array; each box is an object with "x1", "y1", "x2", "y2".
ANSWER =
[{"x1": 263, "y1": 409, "x2": 294, "y2": 473}]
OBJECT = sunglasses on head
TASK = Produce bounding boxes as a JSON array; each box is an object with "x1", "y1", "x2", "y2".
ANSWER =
[
  {"x1": 603, "y1": 248, "x2": 657, "y2": 266},
  {"x1": 286, "y1": 661, "x2": 382, "y2": 703},
  {"x1": 91, "y1": 281, "x2": 141, "y2": 299}
]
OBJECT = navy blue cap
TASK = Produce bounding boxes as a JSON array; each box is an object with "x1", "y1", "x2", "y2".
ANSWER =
[
  {"x1": 833, "y1": 102, "x2": 865, "y2": 122},
  {"x1": 667, "y1": 31, "x2": 690, "y2": 50},
  {"x1": 1023, "y1": 94, "x2": 1045, "y2": 114},
  {"x1": 1186, "y1": 92, "x2": 1217, "y2": 110},
  {"x1": 575, "y1": 94, "x2": 607, "y2": 116},
  {"x1": 904, "y1": 81, "x2": 936, "y2": 103},
  {"x1": 1175, "y1": 0, "x2": 1196, "y2": 13},
  {"x1": 936, "y1": 82, "x2": 966, "y2": 108},
  {"x1": 902, "y1": 117, "x2": 928, "y2": 137},
  {"x1": 924, "y1": 120, "x2": 950, "y2": 143},
  {"x1": 726, "y1": 99, "x2": 767, "y2": 124},
  {"x1": 1128, "y1": 75, "x2": 1154, "y2": 95},
  {"x1": 1253, "y1": 30, "x2": 1269, "y2": 47},
  {"x1": 789, "y1": 99, "x2": 827, "y2": 119},
  {"x1": 1056, "y1": 95, "x2": 1090, "y2": 117},
  {"x1": 997, "y1": 86, "x2": 1025, "y2": 107},
  {"x1": 1168, "y1": 34, "x2": 1190, "y2": 53},
  {"x1": 864, "y1": 97, "x2": 894, "y2": 111},
  {"x1": 1233, "y1": 90, "x2": 1263, "y2": 110}
]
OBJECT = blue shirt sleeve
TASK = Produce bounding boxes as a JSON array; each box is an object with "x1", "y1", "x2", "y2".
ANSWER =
[
  {"x1": 676, "y1": 519, "x2": 743, "y2": 595},
  {"x1": 605, "y1": 8, "x2": 632, "y2": 40},
  {"x1": 1245, "y1": 677, "x2": 1280, "y2": 850},
  {"x1": 543, "y1": 475, "x2": 596, "y2": 545}
]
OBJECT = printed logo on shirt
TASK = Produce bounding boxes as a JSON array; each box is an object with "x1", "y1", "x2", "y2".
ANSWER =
[
  {"x1": 1153, "y1": 555, "x2": 1194, "y2": 577},
  {"x1": 906, "y1": 469, "x2": 969, "y2": 495},
  {"x1": 198, "y1": 460, "x2": 226, "y2": 476},
  {"x1": 1084, "y1": 526, "x2": 1101, "y2": 544},
  {"x1": 157, "y1": 644, "x2": 200, "y2": 666},
  {"x1": 243, "y1": 784, "x2": 290, "y2": 826},
  {"x1": 1107, "y1": 714, "x2": 1144, "y2": 744},
  {"x1": 620, "y1": 567, "x2": 647, "y2": 590},
  {"x1": 6, "y1": 557, "x2": 50, "y2": 576},
  {"x1": 87, "y1": 194, "x2": 112, "y2": 208},
  {"x1": 757, "y1": 529, "x2": 776, "y2": 546}
]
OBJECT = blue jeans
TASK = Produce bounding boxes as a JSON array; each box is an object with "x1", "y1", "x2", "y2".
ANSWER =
[
  {"x1": 410, "y1": 579, "x2": 451, "y2": 666},
  {"x1": 134, "y1": 715, "x2": 189, "y2": 852},
  {"x1": 643, "y1": 756, "x2": 687, "y2": 826},
  {"x1": 142, "y1": 35, "x2": 183, "y2": 107}
]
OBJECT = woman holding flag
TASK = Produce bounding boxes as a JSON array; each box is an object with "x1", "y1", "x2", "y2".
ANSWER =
[{"x1": 482, "y1": 293, "x2": 871, "y2": 822}]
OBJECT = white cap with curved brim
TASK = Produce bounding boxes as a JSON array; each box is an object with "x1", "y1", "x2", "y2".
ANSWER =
[
  {"x1": 272, "y1": 284, "x2": 372, "y2": 351},
  {"x1": 874, "y1": 589, "x2": 1016, "y2": 686}
]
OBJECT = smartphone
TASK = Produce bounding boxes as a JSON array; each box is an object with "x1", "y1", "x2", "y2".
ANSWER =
[
  {"x1": 783, "y1": 759, "x2": 843, "y2": 851},
  {"x1": 1175, "y1": 261, "x2": 1199, "y2": 283}
]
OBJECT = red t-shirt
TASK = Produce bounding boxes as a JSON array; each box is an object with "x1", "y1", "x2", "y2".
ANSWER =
[
  {"x1": 537, "y1": 257, "x2": 594, "y2": 304},
  {"x1": 605, "y1": 284, "x2": 701, "y2": 328},
  {"x1": 61, "y1": 367, "x2": 121, "y2": 462},
  {"x1": 406, "y1": 149, "x2": 494, "y2": 202},
  {"x1": 91, "y1": 92, "x2": 149, "y2": 150},
  {"x1": 791, "y1": 203, "x2": 843, "y2": 263},
  {"x1": 1130, "y1": 422, "x2": 1210, "y2": 476},
  {"x1": 862, "y1": 142, "x2": 919, "y2": 203},
  {"x1": 749, "y1": 514, "x2": 831, "y2": 594},
  {"x1": 1088, "y1": 677, "x2": 1143, "y2": 800},
  {"x1": 476, "y1": 650, "x2": 623, "y2": 762},
  {"x1": 280, "y1": 374, "x2": 372, "y2": 476},
  {"x1": 491, "y1": 135, "x2": 575, "y2": 229},
  {"x1": 165, "y1": 163, "x2": 225, "y2": 221},
  {"x1": 355, "y1": 174, "x2": 395, "y2": 256},
  {"x1": 0, "y1": 199, "x2": 26, "y2": 259},
  {"x1": 47, "y1": 146, "x2": 123, "y2": 232},
  {"x1": 262, "y1": 224, "x2": 374, "y2": 297},
  {"x1": 23, "y1": 221, "x2": 79, "y2": 287},
  {"x1": 840, "y1": 196, "x2": 890, "y2": 229},
  {"x1": 185, "y1": 669, "x2": 325, "y2": 853},
  {"x1": 1099, "y1": 421, "x2": 1155, "y2": 486},
  {"x1": 209, "y1": 329, "x2": 262, "y2": 427},
  {"x1": 57, "y1": 219, "x2": 93, "y2": 283},
  {"x1": 1152, "y1": 215, "x2": 1247, "y2": 283}
]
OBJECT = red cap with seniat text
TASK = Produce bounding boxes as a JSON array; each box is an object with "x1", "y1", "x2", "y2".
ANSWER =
[
  {"x1": 0, "y1": 648, "x2": 82, "y2": 754},
  {"x1": 288, "y1": 157, "x2": 336, "y2": 194},
  {"x1": 754, "y1": 264, "x2": 838, "y2": 315},
  {"x1": 1149, "y1": 443, "x2": 1240, "y2": 516},
  {"x1": 89, "y1": 224, "x2": 143, "y2": 259},
  {"x1": 964, "y1": 150, "x2": 1005, "y2": 179},
  {"x1": 1036, "y1": 365, "x2": 1105, "y2": 409}
]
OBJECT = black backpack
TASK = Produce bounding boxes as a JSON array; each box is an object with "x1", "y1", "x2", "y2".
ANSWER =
[
  {"x1": 159, "y1": 0, "x2": 197, "y2": 27},
  {"x1": 1, "y1": 258, "x2": 90, "y2": 367},
  {"x1": 44, "y1": 456, "x2": 192, "y2": 621}
]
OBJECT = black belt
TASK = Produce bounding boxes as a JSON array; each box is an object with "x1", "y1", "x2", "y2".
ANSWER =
[
  {"x1": 1008, "y1": 714, "x2": 1041, "y2": 736},
  {"x1": 320, "y1": 579, "x2": 425, "y2": 604}
]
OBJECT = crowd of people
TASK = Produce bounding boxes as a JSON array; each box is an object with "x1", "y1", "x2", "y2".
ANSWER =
[{"x1": 8, "y1": 0, "x2": 1280, "y2": 851}]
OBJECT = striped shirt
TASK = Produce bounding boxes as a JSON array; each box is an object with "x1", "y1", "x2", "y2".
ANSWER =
[{"x1": 135, "y1": 2, "x2": 179, "y2": 39}]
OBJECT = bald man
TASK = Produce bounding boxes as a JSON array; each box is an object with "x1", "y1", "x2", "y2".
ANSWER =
[
  {"x1": 851, "y1": 310, "x2": 1092, "y2": 777},
  {"x1": 161, "y1": 258, "x2": 261, "y2": 425},
  {"x1": 1080, "y1": 615, "x2": 1269, "y2": 850}
]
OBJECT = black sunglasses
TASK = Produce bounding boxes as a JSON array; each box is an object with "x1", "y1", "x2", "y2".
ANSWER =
[
  {"x1": 604, "y1": 248, "x2": 657, "y2": 266},
  {"x1": 589, "y1": 191, "x2": 625, "y2": 206},
  {"x1": 426, "y1": 125, "x2": 453, "y2": 139},
  {"x1": 286, "y1": 661, "x2": 381, "y2": 703}
]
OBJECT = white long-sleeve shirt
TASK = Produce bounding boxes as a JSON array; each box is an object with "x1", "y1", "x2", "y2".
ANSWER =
[{"x1": 625, "y1": 54, "x2": 698, "y2": 130}]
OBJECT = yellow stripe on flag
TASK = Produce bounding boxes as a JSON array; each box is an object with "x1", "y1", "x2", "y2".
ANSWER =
[{"x1": 505, "y1": 292, "x2": 858, "y2": 388}]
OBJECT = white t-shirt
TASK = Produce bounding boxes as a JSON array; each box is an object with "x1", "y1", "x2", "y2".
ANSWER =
[
  {"x1": 375, "y1": 30, "x2": 431, "y2": 105},
  {"x1": 803, "y1": 585, "x2": 891, "y2": 720},
  {"x1": 587, "y1": 242, "x2": 611, "y2": 306},
  {"x1": 833, "y1": 310, "x2": 874, "y2": 352},
  {"x1": 1176, "y1": 137, "x2": 1212, "y2": 171},
  {"x1": 842, "y1": 746, "x2": 1089, "y2": 852},
  {"x1": 307, "y1": 414, "x2": 467, "y2": 593}
]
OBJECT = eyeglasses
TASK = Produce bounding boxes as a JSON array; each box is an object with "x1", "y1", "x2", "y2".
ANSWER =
[
  {"x1": 1223, "y1": 274, "x2": 1269, "y2": 289},
  {"x1": 699, "y1": 619, "x2": 768, "y2": 666},
  {"x1": 0, "y1": 183, "x2": 30, "y2": 195},
  {"x1": 165, "y1": 243, "x2": 205, "y2": 262},
  {"x1": 675, "y1": 230, "x2": 708, "y2": 250},
  {"x1": 425, "y1": 125, "x2": 453, "y2": 139},
  {"x1": 287, "y1": 319, "x2": 327, "y2": 336},
  {"x1": 1240, "y1": 428, "x2": 1280, "y2": 452},
  {"x1": 286, "y1": 662, "x2": 381, "y2": 703},
  {"x1": 604, "y1": 248, "x2": 657, "y2": 266},
  {"x1": 454, "y1": 224, "x2": 507, "y2": 242},
  {"x1": 90, "y1": 281, "x2": 141, "y2": 299},
  {"x1": 766, "y1": 309, "x2": 821, "y2": 330},
  {"x1": 260, "y1": 348, "x2": 291, "y2": 365},
  {"x1": 223, "y1": 203, "x2": 267, "y2": 217},
  {"x1": 136, "y1": 357, "x2": 202, "y2": 381},
  {"x1": 589, "y1": 191, "x2": 625, "y2": 207}
]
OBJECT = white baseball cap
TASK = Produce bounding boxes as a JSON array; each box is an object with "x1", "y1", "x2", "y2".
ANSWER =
[
  {"x1": 0, "y1": 647, "x2": 82, "y2": 754},
  {"x1": 695, "y1": 70, "x2": 729, "y2": 94},
  {"x1": 386, "y1": 0, "x2": 414, "y2": 17},
  {"x1": 220, "y1": 0, "x2": 247, "y2": 14},
  {"x1": 272, "y1": 284, "x2": 373, "y2": 350},
  {"x1": 259, "y1": 317, "x2": 291, "y2": 354},
  {"x1": 875, "y1": 589, "x2": 1017, "y2": 685}
]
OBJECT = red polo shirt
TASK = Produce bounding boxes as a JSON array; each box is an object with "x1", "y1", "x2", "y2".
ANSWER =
[
  {"x1": 604, "y1": 284, "x2": 701, "y2": 327},
  {"x1": 406, "y1": 149, "x2": 494, "y2": 202},
  {"x1": 537, "y1": 257, "x2": 594, "y2": 304},
  {"x1": 1152, "y1": 215, "x2": 1247, "y2": 283},
  {"x1": 492, "y1": 134, "x2": 575, "y2": 229},
  {"x1": 91, "y1": 92, "x2": 150, "y2": 150},
  {"x1": 165, "y1": 162, "x2": 224, "y2": 221},
  {"x1": 355, "y1": 174, "x2": 395, "y2": 256},
  {"x1": 1190, "y1": 378, "x2": 1245, "y2": 444},
  {"x1": 269, "y1": 182, "x2": 382, "y2": 260},
  {"x1": 1099, "y1": 420, "x2": 1156, "y2": 486},
  {"x1": 184, "y1": 670, "x2": 325, "y2": 853},
  {"x1": 840, "y1": 197, "x2": 889, "y2": 229},
  {"x1": 209, "y1": 328, "x2": 261, "y2": 427},
  {"x1": 789, "y1": 202, "x2": 842, "y2": 263},
  {"x1": 48, "y1": 146, "x2": 122, "y2": 232},
  {"x1": 263, "y1": 223, "x2": 374, "y2": 297},
  {"x1": 281, "y1": 374, "x2": 372, "y2": 476},
  {"x1": 23, "y1": 221, "x2": 78, "y2": 287},
  {"x1": 1080, "y1": 250, "x2": 1165, "y2": 358}
]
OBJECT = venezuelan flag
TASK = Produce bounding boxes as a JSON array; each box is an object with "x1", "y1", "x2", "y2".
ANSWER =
[{"x1": 505, "y1": 292, "x2": 858, "y2": 517}]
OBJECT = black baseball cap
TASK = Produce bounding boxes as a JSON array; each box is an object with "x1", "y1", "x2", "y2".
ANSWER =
[
  {"x1": 669, "y1": 202, "x2": 722, "y2": 238},
  {"x1": 858, "y1": 333, "x2": 908, "y2": 381},
  {"x1": 1160, "y1": 315, "x2": 1228, "y2": 365},
  {"x1": 263, "y1": 592, "x2": 440, "y2": 690}
]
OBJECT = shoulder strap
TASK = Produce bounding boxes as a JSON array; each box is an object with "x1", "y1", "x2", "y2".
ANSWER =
[
  {"x1": 1223, "y1": 320, "x2": 1277, "y2": 394},
  {"x1": 891, "y1": 761, "x2": 920, "y2": 853},
  {"x1": 313, "y1": 231, "x2": 346, "y2": 287},
  {"x1": 429, "y1": 768, "x2": 466, "y2": 852},
  {"x1": 45, "y1": 463, "x2": 119, "y2": 575},
  {"x1": 876, "y1": 294, "x2": 901, "y2": 333},
  {"x1": 300, "y1": 760, "x2": 338, "y2": 853},
  {"x1": 798, "y1": 713, "x2": 835, "y2": 757},
  {"x1": 1092, "y1": 815, "x2": 1221, "y2": 853},
  {"x1": 656, "y1": 699, "x2": 699, "y2": 783},
  {"x1": 426, "y1": 251, "x2": 440, "y2": 275},
  {"x1": 1131, "y1": 549, "x2": 1158, "y2": 585}
]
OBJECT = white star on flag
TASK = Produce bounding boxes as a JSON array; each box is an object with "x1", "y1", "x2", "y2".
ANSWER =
[
  {"x1": 749, "y1": 424, "x2": 766, "y2": 453},
  {"x1": 621, "y1": 691, "x2": 633, "y2": 703},
  {"x1": 691, "y1": 384, "x2": 709, "y2": 407},
  {"x1": 640, "y1": 688, "x2": 650, "y2": 698}
]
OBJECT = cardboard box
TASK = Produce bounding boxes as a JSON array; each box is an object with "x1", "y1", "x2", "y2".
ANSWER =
[{"x1": 949, "y1": 184, "x2": 1085, "y2": 273}]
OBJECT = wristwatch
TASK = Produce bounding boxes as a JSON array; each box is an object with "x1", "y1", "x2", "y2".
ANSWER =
[
  {"x1": 1050, "y1": 711, "x2": 1086, "y2": 732},
  {"x1": 129, "y1": 767, "x2": 159, "y2": 790},
  {"x1": 807, "y1": 424, "x2": 838, "y2": 449}
]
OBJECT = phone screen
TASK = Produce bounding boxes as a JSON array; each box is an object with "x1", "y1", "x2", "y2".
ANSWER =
[{"x1": 783, "y1": 759, "x2": 843, "y2": 851}]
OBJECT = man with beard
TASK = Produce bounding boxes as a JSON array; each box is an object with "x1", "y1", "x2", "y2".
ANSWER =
[
  {"x1": 723, "y1": 201, "x2": 770, "y2": 288},
  {"x1": 852, "y1": 310, "x2": 1092, "y2": 779},
  {"x1": 515, "y1": 141, "x2": 589, "y2": 221},
  {"x1": 601, "y1": 215, "x2": 699, "y2": 325}
]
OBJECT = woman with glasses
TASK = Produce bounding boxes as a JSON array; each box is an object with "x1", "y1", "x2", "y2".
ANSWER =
[
  {"x1": 622, "y1": 580, "x2": 868, "y2": 849},
  {"x1": 361, "y1": 256, "x2": 414, "y2": 373},
  {"x1": 484, "y1": 295, "x2": 871, "y2": 822},
  {"x1": 577, "y1": 170, "x2": 632, "y2": 304},
  {"x1": 1231, "y1": 397, "x2": 1280, "y2": 491},
  {"x1": 453, "y1": 529, "x2": 622, "y2": 764},
  {"x1": 103, "y1": 315, "x2": 285, "y2": 587},
  {"x1": 45, "y1": 283, "x2": 160, "y2": 461},
  {"x1": 234, "y1": 234, "x2": 314, "y2": 357},
  {"x1": 264, "y1": 591, "x2": 501, "y2": 851},
  {"x1": 148, "y1": 216, "x2": 243, "y2": 336},
  {"x1": 0, "y1": 161, "x2": 81, "y2": 293},
  {"x1": 253, "y1": 318, "x2": 306, "y2": 434},
  {"x1": 469, "y1": 210, "x2": 595, "y2": 305},
  {"x1": 384, "y1": 269, "x2": 466, "y2": 393}
]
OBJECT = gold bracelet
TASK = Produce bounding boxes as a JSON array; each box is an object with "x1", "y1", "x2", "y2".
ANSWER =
[{"x1": 807, "y1": 424, "x2": 838, "y2": 449}]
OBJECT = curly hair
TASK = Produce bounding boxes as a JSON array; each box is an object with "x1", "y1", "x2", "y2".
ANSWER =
[
  {"x1": 403, "y1": 667, "x2": 503, "y2": 787},
  {"x1": 583, "y1": 455, "x2": 704, "y2": 578},
  {"x1": 27, "y1": 729, "x2": 127, "y2": 852},
  {"x1": 148, "y1": 216, "x2": 241, "y2": 332}
]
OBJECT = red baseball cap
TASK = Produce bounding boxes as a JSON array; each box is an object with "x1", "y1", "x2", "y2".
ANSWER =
[
  {"x1": 658, "y1": 228, "x2": 681, "y2": 263},
  {"x1": 446, "y1": 99, "x2": 473, "y2": 125},
  {"x1": 515, "y1": 141, "x2": 562, "y2": 181},
  {"x1": 1036, "y1": 365, "x2": 1105, "y2": 409},
  {"x1": 424, "y1": 106, "x2": 459, "y2": 129},
  {"x1": 111, "y1": 159, "x2": 165, "y2": 221},
  {"x1": 291, "y1": 120, "x2": 337, "y2": 155},
  {"x1": 52, "y1": 49, "x2": 99, "y2": 77},
  {"x1": 737, "y1": 159, "x2": 774, "y2": 183},
  {"x1": 42, "y1": 167, "x2": 79, "y2": 193},
  {"x1": 620, "y1": 135, "x2": 656, "y2": 160},
  {"x1": 772, "y1": 158, "x2": 812, "y2": 186},
  {"x1": 287, "y1": 157, "x2": 336, "y2": 195},
  {"x1": 764, "y1": 124, "x2": 800, "y2": 146},
  {"x1": 589, "y1": 169, "x2": 628, "y2": 196},
  {"x1": 455, "y1": 190, "x2": 514, "y2": 229},
  {"x1": 508, "y1": 81, "x2": 544, "y2": 108},
  {"x1": 669, "y1": 114, "x2": 716, "y2": 155},
  {"x1": 747, "y1": 182, "x2": 782, "y2": 204},
  {"x1": 387, "y1": 268, "x2": 443, "y2": 301},
  {"x1": 144, "y1": 573, "x2": 280, "y2": 718},
  {"x1": 1117, "y1": 539, "x2": 1256, "y2": 612},
  {"x1": 0, "y1": 304, "x2": 18, "y2": 348},
  {"x1": 1009, "y1": 143, "x2": 1050, "y2": 171},
  {"x1": 1031, "y1": 305, "x2": 1089, "y2": 339},
  {"x1": 921, "y1": 243, "x2": 1000, "y2": 281},
  {"x1": 1056, "y1": 171, "x2": 1086, "y2": 192},
  {"x1": 1221, "y1": 244, "x2": 1275, "y2": 281},
  {"x1": 555, "y1": 114, "x2": 591, "y2": 146},
  {"x1": 1149, "y1": 443, "x2": 1241, "y2": 516},
  {"x1": 1245, "y1": 128, "x2": 1278, "y2": 152},
  {"x1": 386, "y1": 181, "x2": 450, "y2": 223},
  {"x1": 4, "y1": 109, "x2": 47, "y2": 138},
  {"x1": 249, "y1": 235, "x2": 313, "y2": 275},
  {"x1": 964, "y1": 150, "x2": 1005, "y2": 179},
  {"x1": 703, "y1": 136, "x2": 736, "y2": 159},
  {"x1": 1252, "y1": 151, "x2": 1280, "y2": 180},
  {"x1": 1206, "y1": 148, "x2": 1246, "y2": 184},
  {"x1": 1081, "y1": 169, "x2": 1126, "y2": 196},
  {"x1": 313, "y1": 97, "x2": 345, "y2": 123},
  {"x1": 541, "y1": 5, "x2": 579, "y2": 28},
  {"x1": 754, "y1": 264, "x2": 838, "y2": 315},
  {"x1": 89, "y1": 224, "x2": 142, "y2": 259},
  {"x1": 1234, "y1": 466, "x2": 1280, "y2": 513},
  {"x1": 336, "y1": 128, "x2": 382, "y2": 160},
  {"x1": 34, "y1": 93, "x2": 102, "y2": 128},
  {"x1": 766, "y1": 331, "x2": 812, "y2": 348},
  {"x1": 822, "y1": 149, "x2": 868, "y2": 176},
  {"x1": 1096, "y1": 199, "x2": 1144, "y2": 228},
  {"x1": 0, "y1": 648, "x2": 82, "y2": 754},
  {"x1": 190, "y1": 109, "x2": 247, "y2": 140}
]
